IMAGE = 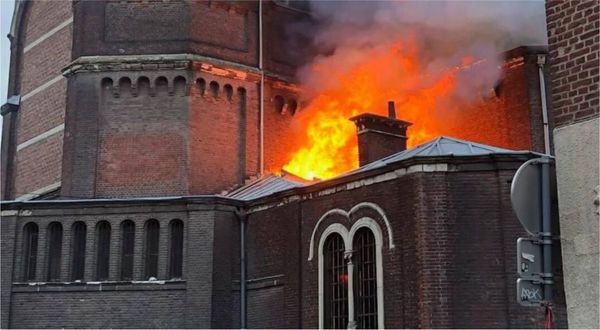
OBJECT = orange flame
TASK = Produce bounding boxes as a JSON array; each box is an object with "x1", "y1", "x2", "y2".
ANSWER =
[{"x1": 283, "y1": 40, "x2": 463, "y2": 180}]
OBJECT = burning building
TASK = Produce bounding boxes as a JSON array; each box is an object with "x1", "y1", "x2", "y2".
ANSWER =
[{"x1": 0, "y1": 1, "x2": 569, "y2": 329}]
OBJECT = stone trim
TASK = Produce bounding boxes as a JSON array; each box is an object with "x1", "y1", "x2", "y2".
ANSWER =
[
  {"x1": 23, "y1": 17, "x2": 73, "y2": 53},
  {"x1": 62, "y1": 54, "x2": 300, "y2": 91},
  {"x1": 21, "y1": 74, "x2": 64, "y2": 102},
  {"x1": 12, "y1": 280, "x2": 186, "y2": 292},
  {"x1": 15, "y1": 181, "x2": 61, "y2": 201},
  {"x1": 16, "y1": 124, "x2": 64, "y2": 151}
]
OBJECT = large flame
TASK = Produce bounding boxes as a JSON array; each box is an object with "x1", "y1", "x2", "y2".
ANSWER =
[{"x1": 283, "y1": 40, "x2": 467, "y2": 180}]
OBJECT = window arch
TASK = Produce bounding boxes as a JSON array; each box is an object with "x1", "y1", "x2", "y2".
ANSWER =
[
  {"x1": 96, "y1": 221, "x2": 111, "y2": 281},
  {"x1": 22, "y1": 222, "x2": 38, "y2": 281},
  {"x1": 323, "y1": 233, "x2": 348, "y2": 329},
  {"x1": 169, "y1": 219, "x2": 184, "y2": 279},
  {"x1": 120, "y1": 220, "x2": 135, "y2": 280},
  {"x1": 144, "y1": 219, "x2": 160, "y2": 279},
  {"x1": 71, "y1": 222, "x2": 87, "y2": 281},
  {"x1": 47, "y1": 222, "x2": 63, "y2": 281}
]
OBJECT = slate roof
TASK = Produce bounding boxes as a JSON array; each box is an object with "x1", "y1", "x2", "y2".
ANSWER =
[
  {"x1": 349, "y1": 135, "x2": 542, "y2": 174},
  {"x1": 225, "y1": 174, "x2": 305, "y2": 201},
  {"x1": 226, "y1": 136, "x2": 543, "y2": 201}
]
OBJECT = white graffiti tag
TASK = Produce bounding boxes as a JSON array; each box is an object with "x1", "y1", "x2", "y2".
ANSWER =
[{"x1": 521, "y1": 288, "x2": 542, "y2": 301}]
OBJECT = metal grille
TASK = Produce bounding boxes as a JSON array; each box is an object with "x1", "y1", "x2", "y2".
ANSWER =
[
  {"x1": 169, "y1": 220, "x2": 184, "y2": 279},
  {"x1": 22, "y1": 223, "x2": 38, "y2": 281},
  {"x1": 47, "y1": 222, "x2": 63, "y2": 281},
  {"x1": 71, "y1": 222, "x2": 86, "y2": 281},
  {"x1": 145, "y1": 219, "x2": 160, "y2": 279},
  {"x1": 353, "y1": 228, "x2": 378, "y2": 329},
  {"x1": 96, "y1": 221, "x2": 111, "y2": 280},
  {"x1": 120, "y1": 220, "x2": 135, "y2": 280},
  {"x1": 323, "y1": 233, "x2": 348, "y2": 329}
]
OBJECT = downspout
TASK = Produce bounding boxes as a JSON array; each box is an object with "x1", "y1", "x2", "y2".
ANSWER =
[
  {"x1": 236, "y1": 208, "x2": 248, "y2": 328},
  {"x1": 258, "y1": 0, "x2": 265, "y2": 176},
  {"x1": 537, "y1": 55, "x2": 551, "y2": 155}
]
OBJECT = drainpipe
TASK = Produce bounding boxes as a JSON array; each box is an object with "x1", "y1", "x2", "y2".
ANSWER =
[
  {"x1": 537, "y1": 55, "x2": 551, "y2": 155},
  {"x1": 236, "y1": 208, "x2": 248, "y2": 328},
  {"x1": 258, "y1": 0, "x2": 265, "y2": 176}
]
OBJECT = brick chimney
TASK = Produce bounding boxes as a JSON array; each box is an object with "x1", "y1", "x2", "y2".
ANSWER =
[{"x1": 349, "y1": 101, "x2": 412, "y2": 166}]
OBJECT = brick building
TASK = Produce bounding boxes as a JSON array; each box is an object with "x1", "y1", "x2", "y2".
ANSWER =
[
  {"x1": 545, "y1": 1, "x2": 599, "y2": 328},
  {"x1": 1, "y1": 1, "x2": 569, "y2": 328}
]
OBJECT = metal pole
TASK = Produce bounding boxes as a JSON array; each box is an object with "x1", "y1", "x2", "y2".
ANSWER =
[{"x1": 540, "y1": 156, "x2": 553, "y2": 302}]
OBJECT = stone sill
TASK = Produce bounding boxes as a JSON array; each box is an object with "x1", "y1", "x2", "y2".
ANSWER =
[{"x1": 12, "y1": 280, "x2": 186, "y2": 292}]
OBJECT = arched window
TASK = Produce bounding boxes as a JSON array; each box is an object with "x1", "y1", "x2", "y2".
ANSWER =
[
  {"x1": 71, "y1": 222, "x2": 87, "y2": 281},
  {"x1": 323, "y1": 233, "x2": 348, "y2": 329},
  {"x1": 22, "y1": 222, "x2": 38, "y2": 281},
  {"x1": 169, "y1": 220, "x2": 184, "y2": 279},
  {"x1": 47, "y1": 222, "x2": 63, "y2": 281},
  {"x1": 314, "y1": 211, "x2": 388, "y2": 329},
  {"x1": 96, "y1": 221, "x2": 111, "y2": 280},
  {"x1": 120, "y1": 220, "x2": 135, "y2": 280},
  {"x1": 353, "y1": 228, "x2": 378, "y2": 329},
  {"x1": 144, "y1": 219, "x2": 160, "y2": 279}
]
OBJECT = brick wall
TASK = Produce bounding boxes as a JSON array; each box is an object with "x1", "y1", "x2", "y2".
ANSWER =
[
  {"x1": 246, "y1": 158, "x2": 568, "y2": 328},
  {"x1": 1, "y1": 198, "x2": 238, "y2": 329},
  {"x1": 546, "y1": 1, "x2": 600, "y2": 127},
  {"x1": 96, "y1": 73, "x2": 189, "y2": 197},
  {"x1": 7, "y1": 1, "x2": 73, "y2": 199}
]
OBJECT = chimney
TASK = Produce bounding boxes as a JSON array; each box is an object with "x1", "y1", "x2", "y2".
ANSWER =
[{"x1": 349, "y1": 101, "x2": 412, "y2": 166}]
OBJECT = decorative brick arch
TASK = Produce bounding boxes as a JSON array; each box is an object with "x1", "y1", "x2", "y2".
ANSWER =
[{"x1": 308, "y1": 201, "x2": 395, "y2": 262}]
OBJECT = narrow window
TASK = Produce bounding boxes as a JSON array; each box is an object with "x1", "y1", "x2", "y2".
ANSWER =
[
  {"x1": 96, "y1": 221, "x2": 111, "y2": 281},
  {"x1": 22, "y1": 223, "x2": 39, "y2": 281},
  {"x1": 120, "y1": 220, "x2": 135, "y2": 280},
  {"x1": 144, "y1": 219, "x2": 160, "y2": 279},
  {"x1": 46, "y1": 222, "x2": 63, "y2": 281},
  {"x1": 71, "y1": 222, "x2": 87, "y2": 281},
  {"x1": 169, "y1": 220, "x2": 184, "y2": 279},
  {"x1": 353, "y1": 228, "x2": 378, "y2": 329},
  {"x1": 323, "y1": 233, "x2": 348, "y2": 329}
]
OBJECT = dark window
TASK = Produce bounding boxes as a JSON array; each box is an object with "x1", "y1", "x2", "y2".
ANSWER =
[
  {"x1": 323, "y1": 233, "x2": 348, "y2": 329},
  {"x1": 71, "y1": 222, "x2": 86, "y2": 281},
  {"x1": 144, "y1": 219, "x2": 160, "y2": 279},
  {"x1": 96, "y1": 221, "x2": 111, "y2": 280},
  {"x1": 120, "y1": 220, "x2": 135, "y2": 280},
  {"x1": 169, "y1": 220, "x2": 184, "y2": 279},
  {"x1": 46, "y1": 222, "x2": 63, "y2": 281},
  {"x1": 353, "y1": 228, "x2": 378, "y2": 329},
  {"x1": 22, "y1": 223, "x2": 39, "y2": 281}
]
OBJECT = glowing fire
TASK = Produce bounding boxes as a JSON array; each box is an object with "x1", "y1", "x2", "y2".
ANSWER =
[{"x1": 283, "y1": 40, "x2": 467, "y2": 180}]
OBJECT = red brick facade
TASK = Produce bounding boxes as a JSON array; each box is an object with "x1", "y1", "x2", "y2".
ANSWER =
[{"x1": 546, "y1": 0, "x2": 600, "y2": 127}]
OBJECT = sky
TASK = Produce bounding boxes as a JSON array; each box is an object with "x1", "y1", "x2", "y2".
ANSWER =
[{"x1": 0, "y1": 0, "x2": 15, "y2": 135}]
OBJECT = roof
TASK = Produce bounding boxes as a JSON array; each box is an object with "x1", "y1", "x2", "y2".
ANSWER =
[
  {"x1": 348, "y1": 135, "x2": 543, "y2": 174},
  {"x1": 226, "y1": 136, "x2": 543, "y2": 201},
  {"x1": 225, "y1": 174, "x2": 306, "y2": 201}
]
